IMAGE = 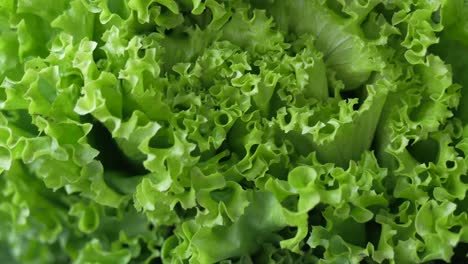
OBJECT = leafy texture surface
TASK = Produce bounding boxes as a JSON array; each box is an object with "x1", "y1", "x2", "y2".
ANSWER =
[{"x1": 0, "y1": 0, "x2": 467, "y2": 263}]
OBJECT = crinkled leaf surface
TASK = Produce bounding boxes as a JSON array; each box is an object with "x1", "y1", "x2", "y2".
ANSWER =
[{"x1": 0, "y1": 0, "x2": 467, "y2": 263}]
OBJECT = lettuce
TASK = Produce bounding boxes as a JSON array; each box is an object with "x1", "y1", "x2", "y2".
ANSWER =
[{"x1": 0, "y1": 0, "x2": 467, "y2": 263}]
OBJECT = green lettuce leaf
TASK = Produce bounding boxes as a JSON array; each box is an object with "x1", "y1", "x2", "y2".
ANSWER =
[{"x1": 1, "y1": 0, "x2": 468, "y2": 263}]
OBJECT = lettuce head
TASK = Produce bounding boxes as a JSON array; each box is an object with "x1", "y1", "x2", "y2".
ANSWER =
[{"x1": 0, "y1": 0, "x2": 467, "y2": 263}]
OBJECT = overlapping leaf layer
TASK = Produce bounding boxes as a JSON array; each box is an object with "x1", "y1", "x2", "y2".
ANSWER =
[{"x1": 0, "y1": 0, "x2": 467, "y2": 263}]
